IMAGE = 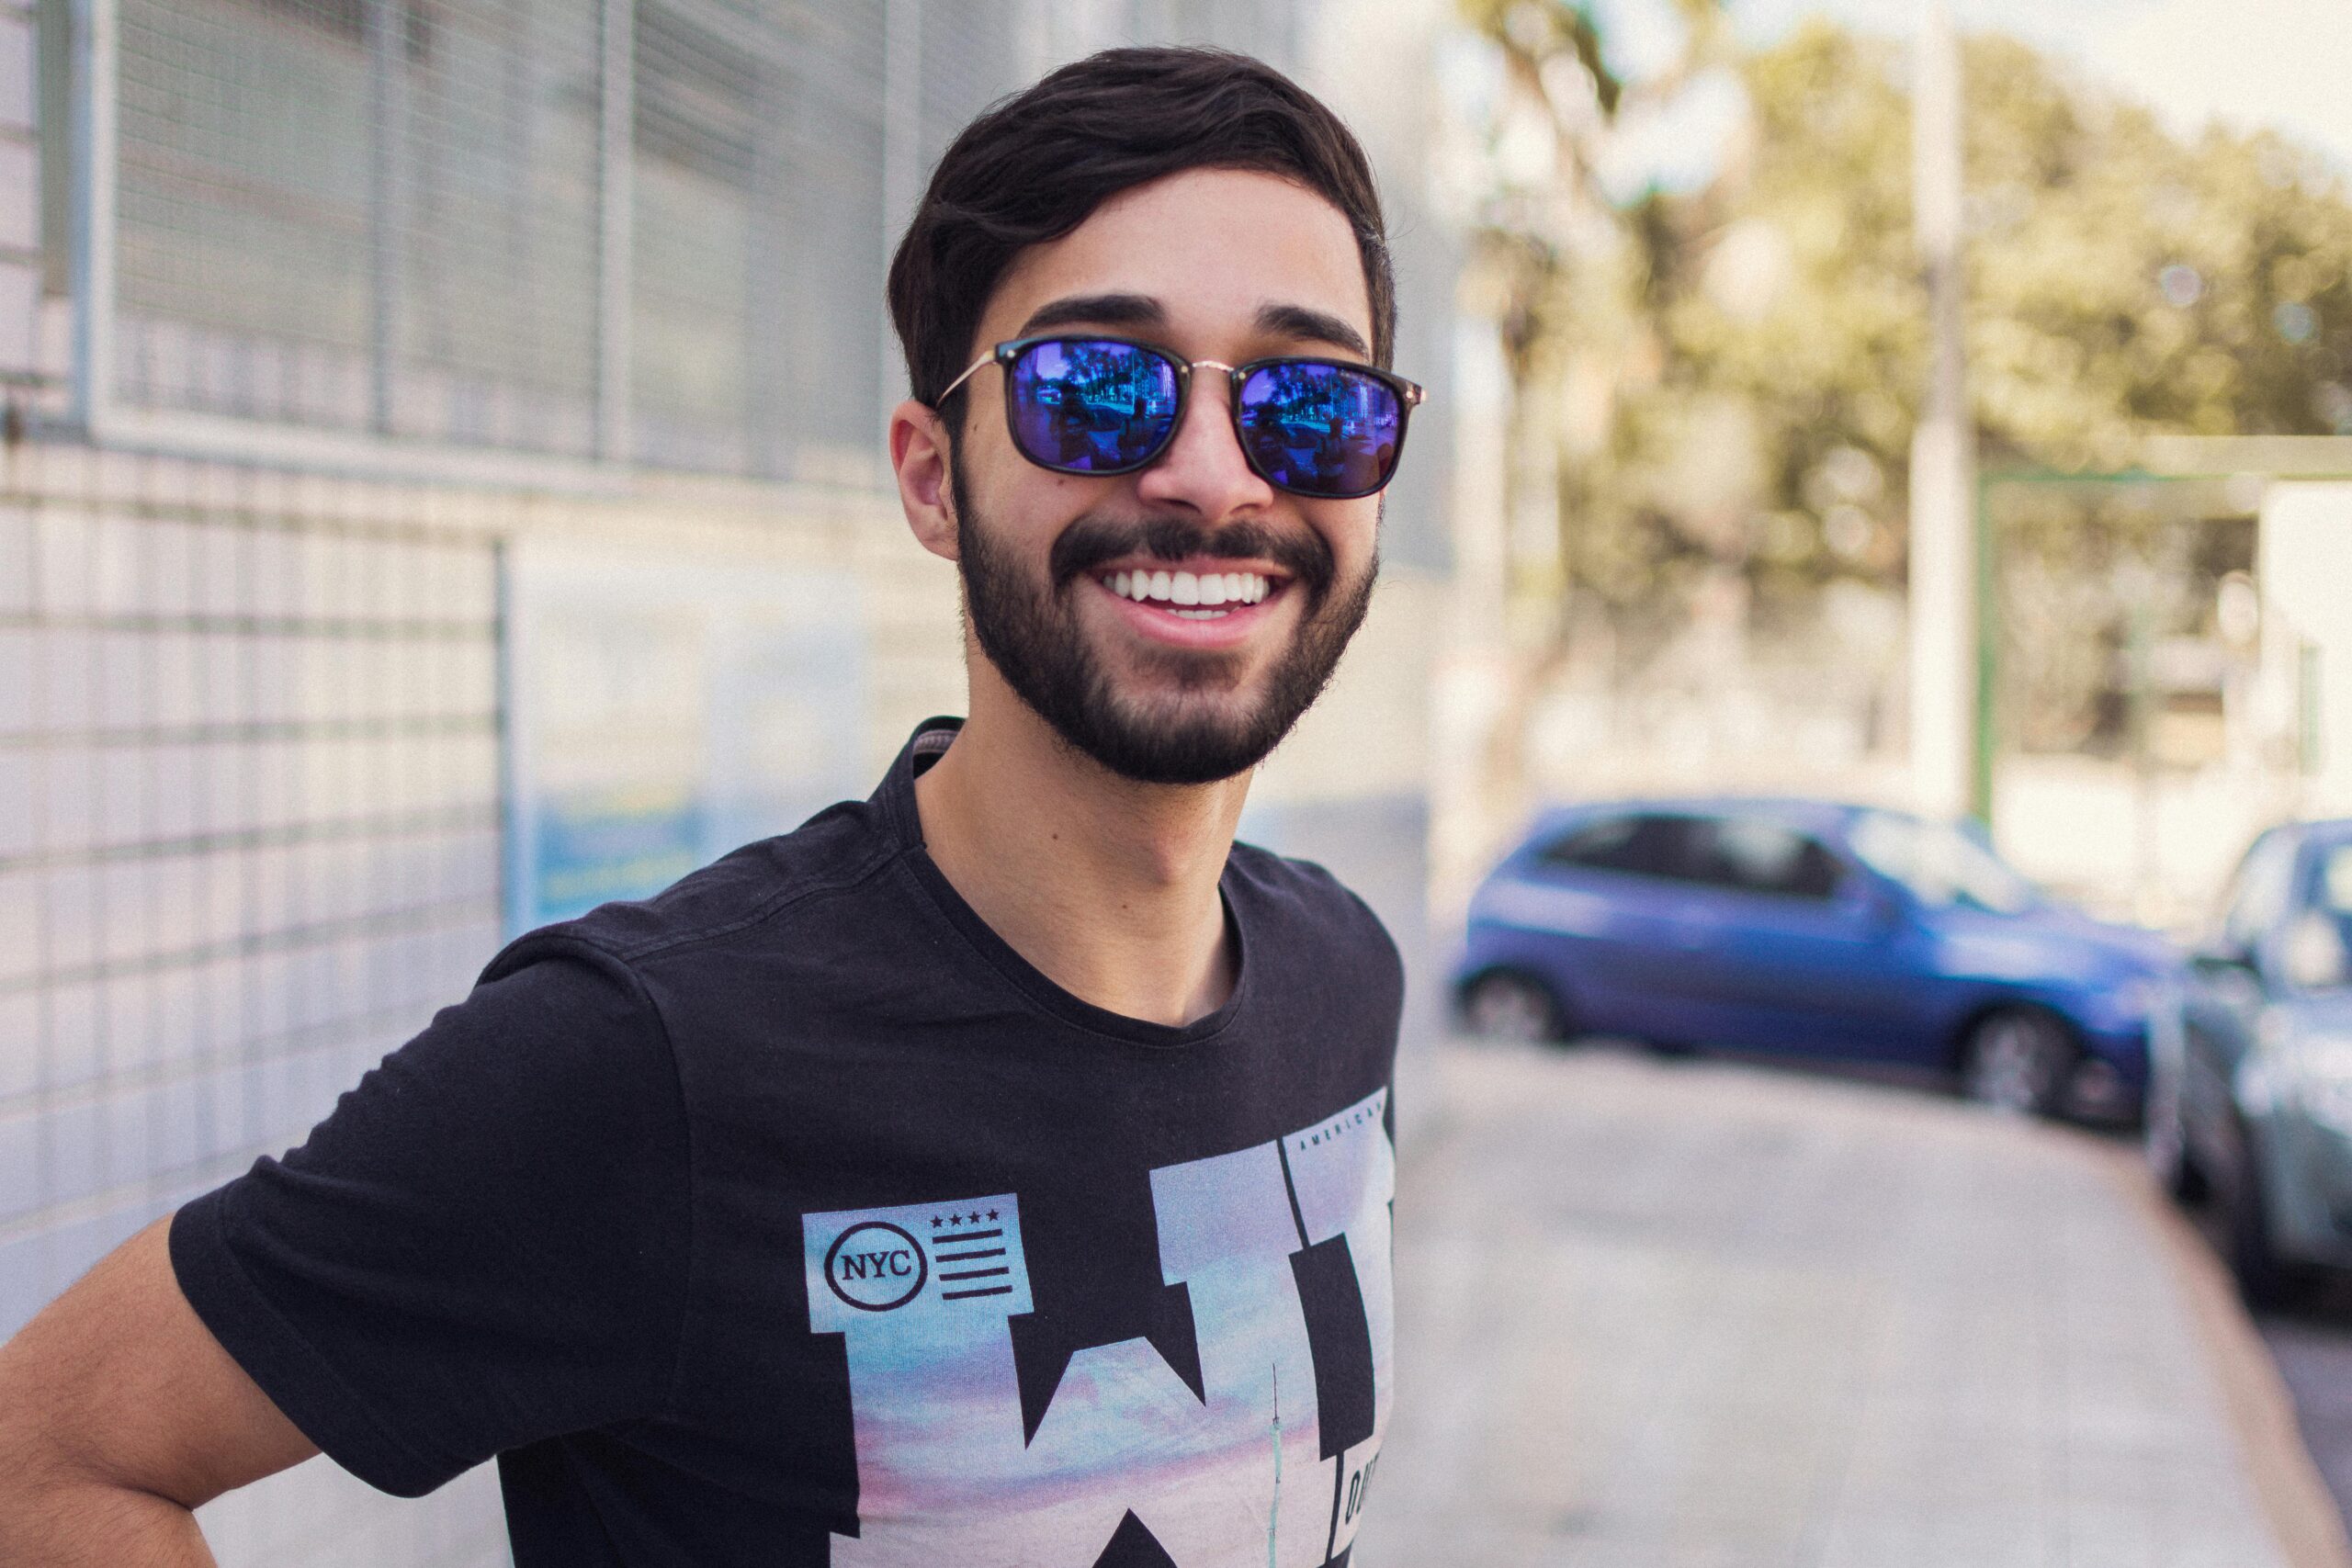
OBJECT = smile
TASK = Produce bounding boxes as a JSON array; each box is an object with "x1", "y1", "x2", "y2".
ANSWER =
[{"x1": 1099, "y1": 569, "x2": 1274, "y2": 620}]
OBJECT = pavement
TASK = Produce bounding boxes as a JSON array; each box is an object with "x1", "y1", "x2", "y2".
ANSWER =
[
  {"x1": 1357, "y1": 1040, "x2": 2352, "y2": 1568},
  {"x1": 2266, "y1": 1307, "x2": 2352, "y2": 1534}
]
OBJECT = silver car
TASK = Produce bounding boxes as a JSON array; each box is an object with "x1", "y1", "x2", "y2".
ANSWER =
[{"x1": 2147, "y1": 819, "x2": 2352, "y2": 1304}]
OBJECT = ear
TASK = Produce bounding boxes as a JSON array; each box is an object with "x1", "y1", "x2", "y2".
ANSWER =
[{"x1": 890, "y1": 399, "x2": 961, "y2": 563}]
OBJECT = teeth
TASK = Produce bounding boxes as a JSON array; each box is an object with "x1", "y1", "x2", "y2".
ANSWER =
[{"x1": 1102, "y1": 569, "x2": 1273, "y2": 607}]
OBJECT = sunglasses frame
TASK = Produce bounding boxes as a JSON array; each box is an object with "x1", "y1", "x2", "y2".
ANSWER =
[{"x1": 936, "y1": 333, "x2": 1426, "y2": 501}]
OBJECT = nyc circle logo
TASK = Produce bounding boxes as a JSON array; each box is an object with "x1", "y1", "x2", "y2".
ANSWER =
[{"x1": 824, "y1": 1221, "x2": 928, "y2": 1312}]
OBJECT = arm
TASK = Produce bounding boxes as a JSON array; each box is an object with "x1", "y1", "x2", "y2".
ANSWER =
[{"x1": 0, "y1": 1217, "x2": 320, "y2": 1567}]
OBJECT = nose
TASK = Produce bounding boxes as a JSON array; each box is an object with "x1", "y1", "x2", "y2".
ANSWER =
[{"x1": 1133, "y1": 368, "x2": 1277, "y2": 520}]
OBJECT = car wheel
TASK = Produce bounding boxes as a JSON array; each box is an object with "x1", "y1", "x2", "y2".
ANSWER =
[
  {"x1": 1962, "y1": 1008, "x2": 2074, "y2": 1117},
  {"x1": 1462, "y1": 971, "x2": 1562, "y2": 1044},
  {"x1": 2224, "y1": 1129, "x2": 2320, "y2": 1311},
  {"x1": 2142, "y1": 1055, "x2": 2206, "y2": 1203}
]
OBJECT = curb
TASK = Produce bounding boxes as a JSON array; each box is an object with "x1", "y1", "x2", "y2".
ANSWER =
[{"x1": 2109, "y1": 1145, "x2": 2352, "y2": 1568}]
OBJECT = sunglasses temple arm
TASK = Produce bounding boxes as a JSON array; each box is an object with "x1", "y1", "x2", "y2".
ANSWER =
[{"x1": 933, "y1": 354, "x2": 996, "y2": 406}]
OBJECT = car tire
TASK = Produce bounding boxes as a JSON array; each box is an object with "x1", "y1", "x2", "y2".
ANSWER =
[
  {"x1": 2224, "y1": 1127, "x2": 2320, "y2": 1311},
  {"x1": 2142, "y1": 1054, "x2": 2206, "y2": 1203},
  {"x1": 1961, "y1": 1008, "x2": 2074, "y2": 1118},
  {"x1": 1462, "y1": 971, "x2": 1564, "y2": 1045}
]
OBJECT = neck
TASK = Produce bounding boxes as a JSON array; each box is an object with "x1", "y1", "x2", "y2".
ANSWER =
[{"x1": 913, "y1": 673, "x2": 1250, "y2": 1027}]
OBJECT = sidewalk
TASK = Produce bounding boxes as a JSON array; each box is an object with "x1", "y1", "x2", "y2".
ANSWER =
[{"x1": 1359, "y1": 1042, "x2": 2351, "y2": 1568}]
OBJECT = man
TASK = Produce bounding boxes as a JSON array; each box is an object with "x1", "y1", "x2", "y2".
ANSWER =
[{"x1": 0, "y1": 45, "x2": 1417, "y2": 1568}]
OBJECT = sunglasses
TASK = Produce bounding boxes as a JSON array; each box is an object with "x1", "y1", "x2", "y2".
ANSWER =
[{"x1": 937, "y1": 335, "x2": 1425, "y2": 501}]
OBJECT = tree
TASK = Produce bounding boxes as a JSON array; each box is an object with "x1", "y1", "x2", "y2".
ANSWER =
[{"x1": 1456, "y1": 7, "x2": 2352, "y2": 635}]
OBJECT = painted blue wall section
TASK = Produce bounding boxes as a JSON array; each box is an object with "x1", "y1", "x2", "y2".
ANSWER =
[{"x1": 503, "y1": 546, "x2": 869, "y2": 936}]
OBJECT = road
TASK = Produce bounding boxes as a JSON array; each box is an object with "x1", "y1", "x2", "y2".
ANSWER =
[
  {"x1": 2267, "y1": 1304, "x2": 2352, "y2": 1540},
  {"x1": 1358, "y1": 1040, "x2": 2348, "y2": 1568}
]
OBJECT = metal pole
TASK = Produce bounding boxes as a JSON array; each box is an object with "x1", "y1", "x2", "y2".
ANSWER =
[
  {"x1": 595, "y1": 0, "x2": 634, "y2": 463},
  {"x1": 878, "y1": 0, "x2": 921, "y2": 457},
  {"x1": 68, "y1": 0, "x2": 118, "y2": 437},
  {"x1": 1907, "y1": 0, "x2": 1978, "y2": 820},
  {"x1": 366, "y1": 0, "x2": 410, "y2": 434}
]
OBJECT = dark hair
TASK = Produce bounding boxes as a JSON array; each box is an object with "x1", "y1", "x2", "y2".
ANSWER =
[{"x1": 888, "y1": 46, "x2": 1395, "y2": 419}]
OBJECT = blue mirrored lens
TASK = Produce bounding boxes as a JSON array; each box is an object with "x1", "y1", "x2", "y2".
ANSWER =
[
  {"x1": 1006, "y1": 340, "x2": 1181, "y2": 472},
  {"x1": 1237, "y1": 362, "x2": 1402, "y2": 497}
]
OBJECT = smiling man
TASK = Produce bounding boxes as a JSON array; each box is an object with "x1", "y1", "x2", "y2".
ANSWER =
[{"x1": 0, "y1": 46, "x2": 1415, "y2": 1568}]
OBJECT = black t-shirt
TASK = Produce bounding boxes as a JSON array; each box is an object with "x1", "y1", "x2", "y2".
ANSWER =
[{"x1": 171, "y1": 718, "x2": 1404, "y2": 1568}]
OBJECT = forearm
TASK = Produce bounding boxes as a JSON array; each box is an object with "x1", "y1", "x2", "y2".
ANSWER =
[{"x1": 0, "y1": 1478, "x2": 220, "y2": 1568}]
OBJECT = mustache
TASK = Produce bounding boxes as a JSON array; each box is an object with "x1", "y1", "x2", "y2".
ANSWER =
[{"x1": 1048, "y1": 514, "x2": 1336, "y2": 602}]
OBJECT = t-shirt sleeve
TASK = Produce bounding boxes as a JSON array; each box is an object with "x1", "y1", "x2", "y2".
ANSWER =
[{"x1": 168, "y1": 937, "x2": 694, "y2": 1498}]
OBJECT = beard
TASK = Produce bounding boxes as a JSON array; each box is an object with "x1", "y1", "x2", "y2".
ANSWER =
[{"x1": 949, "y1": 453, "x2": 1377, "y2": 786}]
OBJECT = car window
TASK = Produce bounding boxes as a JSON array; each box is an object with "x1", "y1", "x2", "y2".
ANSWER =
[
  {"x1": 1540, "y1": 813, "x2": 1699, "y2": 882},
  {"x1": 2220, "y1": 830, "x2": 2299, "y2": 952},
  {"x1": 2279, "y1": 840, "x2": 2352, "y2": 991},
  {"x1": 2316, "y1": 844, "x2": 2352, "y2": 916},
  {"x1": 1848, "y1": 811, "x2": 2035, "y2": 915},
  {"x1": 1687, "y1": 817, "x2": 1843, "y2": 900}
]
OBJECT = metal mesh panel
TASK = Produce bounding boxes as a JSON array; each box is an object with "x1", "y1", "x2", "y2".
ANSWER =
[
  {"x1": 104, "y1": 0, "x2": 1301, "y2": 475},
  {"x1": 628, "y1": 0, "x2": 887, "y2": 480},
  {"x1": 114, "y1": 0, "x2": 605, "y2": 450}
]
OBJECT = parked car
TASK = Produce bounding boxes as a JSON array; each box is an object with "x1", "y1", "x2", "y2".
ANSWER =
[
  {"x1": 2145, "y1": 818, "x2": 2352, "y2": 1304},
  {"x1": 1453, "y1": 799, "x2": 2177, "y2": 1118}
]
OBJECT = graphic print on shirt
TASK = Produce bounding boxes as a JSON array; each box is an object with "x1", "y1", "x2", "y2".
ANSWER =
[{"x1": 802, "y1": 1088, "x2": 1394, "y2": 1568}]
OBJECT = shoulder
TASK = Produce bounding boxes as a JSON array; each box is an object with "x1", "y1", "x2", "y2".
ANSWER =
[
  {"x1": 493, "y1": 795, "x2": 899, "y2": 981},
  {"x1": 1226, "y1": 840, "x2": 1403, "y2": 987}
]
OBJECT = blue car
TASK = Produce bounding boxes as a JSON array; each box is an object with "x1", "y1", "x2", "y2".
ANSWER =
[{"x1": 1453, "y1": 799, "x2": 2178, "y2": 1118}]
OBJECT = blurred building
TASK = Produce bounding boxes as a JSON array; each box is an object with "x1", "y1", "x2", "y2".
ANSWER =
[{"x1": 0, "y1": 0, "x2": 1459, "y2": 1561}]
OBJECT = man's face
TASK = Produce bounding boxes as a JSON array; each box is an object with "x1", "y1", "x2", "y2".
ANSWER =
[{"x1": 941, "y1": 167, "x2": 1385, "y2": 786}]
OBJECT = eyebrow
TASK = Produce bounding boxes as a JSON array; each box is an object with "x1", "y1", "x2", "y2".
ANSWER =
[
  {"x1": 1014, "y1": 293, "x2": 1166, "y2": 337},
  {"x1": 1010, "y1": 294, "x2": 1374, "y2": 361},
  {"x1": 1251, "y1": 303, "x2": 1372, "y2": 361}
]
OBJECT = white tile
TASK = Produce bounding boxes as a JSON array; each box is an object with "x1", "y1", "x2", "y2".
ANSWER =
[
  {"x1": 0, "y1": 18, "x2": 28, "y2": 133},
  {"x1": 34, "y1": 624, "x2": 90, "y2": 730},
  {"x1": 153, "y1": 631, "x2": 198, "y2": 728},
  {"x1": 99, "y1": 858, "x2": 146, "y2": 964},
  {"x1": 152, "y1": 741, "x2": 195, "y2": 840},
  {"x1": 42, "y1": 978, "x2": 97, "y2": 1090},
  {"x1": 0, "y1": 506, "x2": 29, "y2": 613},
  {"x1": 0, "y1": 625, "x2": 28, "y2": 734},
  {"x1": 0, "y1": 864, "x2": 31, "y2": 983},
  {"x1": 93, "y1": 627, "x2": 142, "y2": 729},
  {"x1": 0, "y1": 1230, "x2": 45, "y2": 1343},
  {"x1": 87, "y1": 513, "x2": 140, "y2": 616},
  {"x1": 32, "y1": 512, "x2": 91, "y2": 615},
  {"x1": 103, "y1": 1084, "x2": 151, "y2": 1190},
  {"x1": 45, "y1": 1097, "x2": 101, "y2": 1206},
  {"x1": 0, "y1": 987, "x2": 34, "y2": 1100},
  {"x1": 196, "y1": 521, "x2": 243, "y2": 618},
  {"x1": 198, "y1": 633, "x2": 242, "y2": 728},
  {"x1": 40, "y1": 864, "x2": 93, "y2": 973},
  {"x1": 0, "y1": 747, "x2": 28, "y2": 859},
  {"x1": 147, "y1": 851, "x2": 197, "y2": 953},
  {"x1": 141, "y1": 518, "x2": 194, "y2": 617},
  {"x1": 0, "y1": 257, "x2": 31, "y2": 374},
  {"x1": 96, "y1": 743, "x2": 142, "y2": 846},
  {"x1": 34, "y1": 742, "x2": 92, "y2": 852},
  {"x1": 0, "y1": 1104, "x2": 36, "y2": 1219}
]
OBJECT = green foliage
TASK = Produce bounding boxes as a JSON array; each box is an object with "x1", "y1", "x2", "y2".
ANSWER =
[{"x1": 1461, "y1": 9, "x2": 2352, "y2": 624}]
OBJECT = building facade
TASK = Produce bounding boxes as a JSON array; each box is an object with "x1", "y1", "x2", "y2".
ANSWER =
[{"x1": 0, "y1": 1, "x2": 1457, "y2": 1562}]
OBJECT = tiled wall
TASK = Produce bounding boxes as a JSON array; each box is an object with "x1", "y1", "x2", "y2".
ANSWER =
[{"x1": 0, "y1": 450, "x2": 514, "y2": 1566}]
